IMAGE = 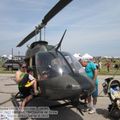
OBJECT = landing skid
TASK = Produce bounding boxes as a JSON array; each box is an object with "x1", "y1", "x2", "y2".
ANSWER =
[
  {"x1": 11, "y1": 92, "x2": 86, "y2": 116},
  {"x1": 11, "y1": 92, "x2": 23, "y2": 112}
]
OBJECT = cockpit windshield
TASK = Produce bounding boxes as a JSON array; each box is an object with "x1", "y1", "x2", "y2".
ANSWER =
[
  {"x1": 36, "y1": 51, "x2": 85, "y2": 79},
  {"x1": 62, "y1": 52, "x2": 85, "y2": 74}
]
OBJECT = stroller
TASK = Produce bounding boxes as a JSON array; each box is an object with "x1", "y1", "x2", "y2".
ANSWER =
[{"x1": 102, "y1": 77, "x2": 120, "y2": 119}]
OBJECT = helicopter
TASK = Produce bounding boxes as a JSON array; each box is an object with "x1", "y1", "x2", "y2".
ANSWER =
[{"x1": 14, "y1": 0, "x2": 95, "y2": 115}]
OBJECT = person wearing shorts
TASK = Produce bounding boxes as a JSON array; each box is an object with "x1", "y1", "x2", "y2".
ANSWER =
[
  {"x1": 80, "y1": 59, "x2": 98, "y2": 114},
  {"x1": 16, "y1": 64, "x2": 38, "y2": 112}
]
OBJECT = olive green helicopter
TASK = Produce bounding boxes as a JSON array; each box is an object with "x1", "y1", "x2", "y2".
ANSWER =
[{"x1": 13, "y1": 0, "x2": 95, "y2": 115}]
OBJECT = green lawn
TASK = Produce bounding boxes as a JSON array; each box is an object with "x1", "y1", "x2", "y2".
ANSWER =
[
  {"x1": 0, "y1": 67, "x2": 16, "y2": 74},
  {"x1": 0, "y1": 58, "x2": 120, "y2": 75},
  {"x1": 97, "y1": 58, "x2": 120, "y2": 75},
  {"x1": 0, "y1": 59, "x2": 15, "y2": 74},
  {"x1": 98, "y1": 67, "x2": 120, "y2": 75}
]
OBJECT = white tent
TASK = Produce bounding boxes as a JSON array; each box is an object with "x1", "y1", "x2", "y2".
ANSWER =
[
  {"x1": 2, "y1": 54, "x2": 7, "y2": 58},
  {"x1": 8, "y1": 54, "x2": 12, "y2": 60},
  {"x1": 82, "y1": 53, "x2": 93, "y2": 60}
]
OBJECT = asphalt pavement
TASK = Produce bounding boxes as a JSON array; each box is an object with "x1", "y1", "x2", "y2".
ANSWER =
[{"x1": 0, "y1": 74, "x2": 120, "y2": 120}]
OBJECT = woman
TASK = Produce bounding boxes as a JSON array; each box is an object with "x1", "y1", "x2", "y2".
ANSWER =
[{"x1": 15, "y1": 63, "x2": 38, "y2": 112}]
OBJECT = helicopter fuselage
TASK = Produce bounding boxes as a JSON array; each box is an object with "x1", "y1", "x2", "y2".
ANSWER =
[{"x1": 25, "y1": 42, "x2": 95, "y2": 100}]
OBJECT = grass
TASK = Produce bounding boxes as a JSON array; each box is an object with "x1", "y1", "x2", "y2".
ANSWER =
[
  {"x1": 0, "y1": 59, "x2": 15, "y2": 74},
  {"x1": 97, "y1": 58, "x2": 120, "y2": 75},
  {"x1": 98, "y1": 67, "x2": 120, "y2": 75},
  {"x1": 0, "y1": 67, "x2": 16, "y2": 74},
  {"x1": 0, "y1": 58, "x2": 120, "y2": 75}
]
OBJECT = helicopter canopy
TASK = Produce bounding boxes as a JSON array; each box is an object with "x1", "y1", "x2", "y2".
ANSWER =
[{"x1": 36, "y1": 51, "x2": 85, "y2": 78}]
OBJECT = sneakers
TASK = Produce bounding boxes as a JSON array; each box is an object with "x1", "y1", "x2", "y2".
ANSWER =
[
  {"x1": 83, "y1": 107, "x2": 91, "y2": 112},
  {"x1": 86, "y1": 108, "x2": 91, "y2": 112},
  {"x1": 88, "y1": 109, "x2": 96, "y2": 114}
]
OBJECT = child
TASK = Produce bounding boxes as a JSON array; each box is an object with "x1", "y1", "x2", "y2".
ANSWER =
[{"x1": 25, "y1": 67, "x2": 38, "y2": 95}]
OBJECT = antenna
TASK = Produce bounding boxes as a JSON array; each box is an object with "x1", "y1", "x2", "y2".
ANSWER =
[{"x1": 56, "y1": 29, "x2": 67, "y2": 51}]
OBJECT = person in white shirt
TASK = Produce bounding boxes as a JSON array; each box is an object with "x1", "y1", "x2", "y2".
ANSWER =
[{"x1": 26, "y1": 67, "x2": 38, "y2": 95}]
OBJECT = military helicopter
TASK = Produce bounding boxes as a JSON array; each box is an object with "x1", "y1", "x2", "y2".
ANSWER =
[{"x1": 15, "y1": 0, "x2": 95, "y2": 114}]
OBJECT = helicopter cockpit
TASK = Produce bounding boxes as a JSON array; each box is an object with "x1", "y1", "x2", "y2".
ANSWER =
[{"x1": 36, "y1": 51, "x2": 85, "y2": 80}]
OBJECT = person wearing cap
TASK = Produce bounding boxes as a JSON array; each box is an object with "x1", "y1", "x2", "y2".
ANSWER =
[
  {"x1": 15, "y1": 64, "x2": 38, "y2": 112},
  {"x1": 80, "y1": 59, "x2": 98, "y2": 114}
]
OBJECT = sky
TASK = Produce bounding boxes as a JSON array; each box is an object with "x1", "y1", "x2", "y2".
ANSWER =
[{"x1": 0, "y1": 0, "x2": 120, "y2": 57}]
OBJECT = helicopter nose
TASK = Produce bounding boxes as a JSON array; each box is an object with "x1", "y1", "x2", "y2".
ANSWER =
[
  {"x1": 73, "y1": 73, "x2": 96, "y2": 98},
  {"x1": 81, "y1": 76, "x2": 95, "y2": 97}
]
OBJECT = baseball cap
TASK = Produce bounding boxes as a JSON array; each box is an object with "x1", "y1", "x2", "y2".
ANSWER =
[{"x1": 27, "y1": 67, "x2": 33, "y2": 73}]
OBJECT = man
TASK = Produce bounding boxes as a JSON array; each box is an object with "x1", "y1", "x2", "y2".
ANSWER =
[
  {"x1": 80, "y1": 59, "x2": 98, "y2": 114},
  {"x1": 15, "y1": 63, "x2": 38, "y2": 112}
]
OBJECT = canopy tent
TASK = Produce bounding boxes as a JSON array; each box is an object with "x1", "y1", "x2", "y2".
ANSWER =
[
  {"x1": 81, "y1": 53, "x2": 93, "y2": 60},
  {"x1": 2, "y1": 54, "x2": 7, "y2": 58}
]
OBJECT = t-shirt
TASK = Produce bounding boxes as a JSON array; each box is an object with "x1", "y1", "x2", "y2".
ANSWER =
[
  {"x1": 29, "y1": 74, "x2": 35, "y2": 81},
  {"x1": 85, "y1": 61, "x2": 98, "y2": 85},
  {"x1": 18, "y1": 73, "x2": 35, "y2": 88},
  {"x1": 18, "y1": 72, "x2": 28, "y2": 87}
]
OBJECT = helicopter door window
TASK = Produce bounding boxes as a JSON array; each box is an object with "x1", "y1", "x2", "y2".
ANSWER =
[
  {"x1": 65, "y1": 56, "x2": 72, "y2": 64},
  {"x1": 64, "y1": 54, "x2": 85, "y2": 74},
  {"x1": 65, "y1": 55, "x2": 76, "y2": 71}
]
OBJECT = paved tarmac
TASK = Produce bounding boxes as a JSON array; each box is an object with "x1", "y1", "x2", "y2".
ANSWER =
[{"x1": 0, "y1": 74, "x2": 120, "y2": 120}]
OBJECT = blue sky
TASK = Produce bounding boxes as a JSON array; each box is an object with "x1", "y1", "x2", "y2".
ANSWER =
[{"x1": 0, "y1": 0, "x2": 120, "y2": 57}]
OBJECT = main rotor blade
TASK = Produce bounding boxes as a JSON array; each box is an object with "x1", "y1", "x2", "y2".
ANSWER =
[
  {"x1": 17, "y1": 29, "x2": 36, "y2": 47},
  {"x1": 17, "y1": 0, "x2": 73, "y2": 47},
  {"x1": 42, "y1": 0, "x2": 73, "y2": 25}
]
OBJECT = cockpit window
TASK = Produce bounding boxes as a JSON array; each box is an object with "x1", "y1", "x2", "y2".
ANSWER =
[
  {"x1": 36, "y1": 52, "x2": 72, "y2": 79},
  {"x1": 62, "y1": 52, "x2": 85, "y2": 74},
  {"x1": 36, "y1": 51, "x2": 85, "y2": 80}
]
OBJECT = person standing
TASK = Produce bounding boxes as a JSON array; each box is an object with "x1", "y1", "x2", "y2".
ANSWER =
[
  {"x1": 106, "y1": 62, "x2": 110, "y2": 72},
  {"x1": 80, "y1": 59, "x2": 98, "y2": 114}
]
